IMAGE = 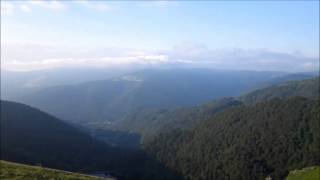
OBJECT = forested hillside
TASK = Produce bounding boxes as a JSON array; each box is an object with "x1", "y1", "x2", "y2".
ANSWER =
[
  {"x1": 146, "y1": 97, "x2": 320, "y2": 180},
  {"x1": 1, "y1": 100, "x2": 118, "y2": 172},
  {"x1": 0, "y1": 101, "x2": 182, "y2": 180},
  {"x1": 116, "y1": 98, "x2": 242, "y2": 140},
  {"x1": 116, "y1": 77, "x2": 319, "y2": 142}
]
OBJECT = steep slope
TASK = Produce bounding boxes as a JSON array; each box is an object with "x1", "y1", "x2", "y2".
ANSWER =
[
  {"x1": 116, "y1": 77, "x2": 319, "y2": 141},
  {"x1": 141, "y1": 78, "x2": 320, "y2": 180},
  {"x1": 116, "y1": 98, "x2": 242, "y2": 141},
  {"x1": 146, "y1": 97, "x2": 320, "y2": 180},
  {"x1": 20, "y1": 69, "x2": 283, "y2": 127},
  {"x1": 0, "y1": 100, "x2": 184, "y2": 180},
  {"x1": 0, "y1": 100, "x2": 120, "y2": 172}
]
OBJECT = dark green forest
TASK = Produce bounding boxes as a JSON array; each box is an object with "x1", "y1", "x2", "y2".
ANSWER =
[
  {"x1": 116, "y1": 97, "x2": 242, "y2": 141},
  {"x1": 117, "y1": 77, "x2": 319, "y2": 141},
  {"x1": 146, "y1": 97, "x2": 320, "y2": 180},
  {"x1": 126, "y1": 77, "x2": 319, "y2": 180},
  {"x1": 0, "y1": 101, "x2": 182, "y2": 180}
]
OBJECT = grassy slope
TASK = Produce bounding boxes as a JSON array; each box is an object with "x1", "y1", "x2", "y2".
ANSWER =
[
  {"x1": 286, "y1": 166, "x2": 320, "y2": 180},
  {"x1": 0, "y1": 160, "x2": 113, "y2": 180}
]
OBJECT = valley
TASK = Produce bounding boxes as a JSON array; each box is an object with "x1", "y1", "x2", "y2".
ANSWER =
[
  {"x1": 1, "y1": 1, "x2": 319, "y2": 179},
  {"x1": 1, "y1": 69, "x2": 319, "y2": 180}
]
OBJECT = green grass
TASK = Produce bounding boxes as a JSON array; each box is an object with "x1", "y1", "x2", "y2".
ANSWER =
[
  {"x1": 0, "y1": 160, "x2": 113, "y2": 180},
  {"x1": 286, "y1": 166, "x2": 320, "y2": 180}
]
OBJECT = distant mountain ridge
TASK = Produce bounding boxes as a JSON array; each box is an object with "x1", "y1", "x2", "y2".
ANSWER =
[
  {"x1": 241, "y1": 72, "x2": 317, "y2": 95},
  {"x1": 241, "y1": 77, "x2": 319, "y2": 104},
  {"x1": 1, "y1": 67, "x2": 133, "y2": 101},
  {"x1": 19, "y1": 69, "x2": 288, "y2": 127}
]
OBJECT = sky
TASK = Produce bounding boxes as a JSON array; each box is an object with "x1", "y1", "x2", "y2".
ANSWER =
[{"x1": 1, "y1": 0, "x2": 319, "y2": 72}]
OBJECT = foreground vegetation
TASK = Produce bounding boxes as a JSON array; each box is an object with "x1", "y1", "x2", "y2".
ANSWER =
[
  {"x1": 286, "y1": 166, "x2": 320, "y2": 180},
  {"x1": 0, "y1": 160, "x2": 112, "y2": 180}
]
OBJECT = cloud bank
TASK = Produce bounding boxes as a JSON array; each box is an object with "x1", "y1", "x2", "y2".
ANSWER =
[{"x1": 2, "y1": 44, "x2": 318, "y2": 72}]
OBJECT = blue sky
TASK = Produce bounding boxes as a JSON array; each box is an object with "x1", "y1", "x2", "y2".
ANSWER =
[{"x1": 1, "y1": 0, "x2": 319, "y2": 71}]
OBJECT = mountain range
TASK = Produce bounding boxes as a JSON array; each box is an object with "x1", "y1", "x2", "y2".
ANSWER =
[
  {"x1": 17, "y1": 69, "x2": 315, "y2": 129},
  {"x1": 1, "y1": 68, "x2": 319, "y2": 180}
]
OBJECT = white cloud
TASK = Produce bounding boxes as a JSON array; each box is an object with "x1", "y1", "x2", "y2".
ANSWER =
[
  {"x1": 1, "y1": 44, "x2": 169, "y2": 71},
  {"x1": 140, "y1": 1, "x2": 173, "y2": 8},
  {"x1": 28, "y1": 0, "x2": 66, "y2": 11},
  {"x1": 2, "y1": 55, "x2": 169, "y2": 71},
  {"x1": 1, "y1": 43, "x2": 318, "y2": 72},
  {"x1": 20, "y1": 4, "x2": 32, "y2": 13},
  {"x1": 1, "y1": 1, "x2": 66, "y2": 15},
  {"x1": 1, "y1": 1, "x2": 15, "y2": 15},
  {"x1": 78, "y1": 0, "x2": 112, "y2": 12},
  {"x1": 91, "y1": 3, "x2": 111, "y2": 12}
]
